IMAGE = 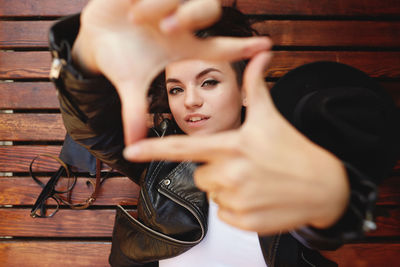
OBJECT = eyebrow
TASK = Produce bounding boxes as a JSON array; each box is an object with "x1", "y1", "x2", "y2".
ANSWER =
[{"x1": 165, "y1": 68, "x2": 221, "y2": 84}]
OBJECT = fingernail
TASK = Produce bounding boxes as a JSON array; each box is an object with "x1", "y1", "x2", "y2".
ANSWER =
[
  {"x1": 123, "y1": 145, "x2": 141, "y2": 159},
  {"x1": 159, "y1": 15, "x2": 178, "y2": 33}
]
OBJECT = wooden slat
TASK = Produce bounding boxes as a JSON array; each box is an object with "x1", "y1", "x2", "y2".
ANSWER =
[
  {"x1": 254, "y1": 21, "x2": 400, "y2": 48},
  {"x1": 367, "y1": 206, "x2": 400, "y2": 237},
  {"x1": 3, "y1": 20, "x2": 400, "y2": 49},
  {"x1": 0, "y1": 21, "x2": 53, "y2": 48},
  {"x1": 0, "y1": 81, "x2": 398, "y2": 110},
  {"x1": 0, "y1": 209, "x2": 115, "y2": 237},
  {"x1": 0, "y1": 241, "x2": 398, "y2": 267},
  {"x1": 321, "y1": 243, "x2": 400, "y2": 267},
  {"x1": 377, "y1": 176, "x2": 400, "y2": 206},
  {"x1": 0, "y1": 51, "x2": 51, "y2": 79},
  {"x1": 1, "y1": 0, "x2": 400, "y2": 17},
  {"x1": 268, "y1": 51, "x2": 400, "y2": 79},
  {"x1": 0, "y1": 175, "x2": 397, "y2": 206},
  {"x1": 0, "y1": 205, "x2": 398, "y2": 237},
  {"x1": 0, "y1": 82, "x2": 58, "y2": 109},
  {"x1": 235, "y1": 0, "x2": 400, "y2": 16},
  {"x1": 2, "y1": 51, "x2": 400, "y2": 79},
  {"x1": 0, "y1": 241, "x2": 111, "y2": 267},
  {"x1": 0, "y1": 0, "x2": 89, "y2": 17},
  {"x1": 0, "y1": 177, "x2": 139, "y2": 206},
  {"x1": 0, "y1": 145, "x2": 61, "y2": 172},
  {"x1": 1, "y1": 146, "x2": 400, "y2": 173},
  {"x1": 0, "y1": 114, "x2": 65, "y2": 141}
]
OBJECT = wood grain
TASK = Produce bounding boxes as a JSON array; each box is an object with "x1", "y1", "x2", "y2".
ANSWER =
[
  {"x1": 0, "y1": 114, "x2": 65, "y2": 141},
  {"x1": 0, "y1": 81, "x2": 398, "y2": 110},
  {"x1": 0, "y1": 51, "x2": 51, "y2": 79},
  {"x1": 0, "y1": 209, "x2": 115, "y2": 237},
  {"x1": 0, "y1": 241, "x2": 111, "y2": 267},
  {"x1": 2, "y1": 51, "x2": 400, "y2": 79},
  {"x1": 2, "y1": 20, "x2": 400, "y2": 48},
  {"x1": 321, "y1": 243, "x2": 400, "y2": 267},
  {"x1": 0, "y1": 177, "x2": 139, "y2": 206},
  {"x1": 254, "y1": 21, "x2": 400, "y2": 47},
  {"x1": 0, "y1": 204, "x2": 398, "y2": 237},
  {"x1": 0, "y1": 82, "x2": 58, "y2": 109},
  {"x1": 0, "y1": 145, "x2": 61, "y2": 172},
  {"x1": 1, "y1": 0, "x2": 400, "y2": 17}
]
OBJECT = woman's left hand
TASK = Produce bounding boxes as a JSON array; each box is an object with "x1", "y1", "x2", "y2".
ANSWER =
[{"x1": 123, "y1": 52, "x2": 350, "y2": 235}]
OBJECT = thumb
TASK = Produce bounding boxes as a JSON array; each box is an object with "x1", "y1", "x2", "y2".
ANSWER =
[
  {"x1": 242, "y1": 51, "x2": 275, "y2": 121},
  {"x1": 119, "y1": 83, "x2": 149, "y2": 146}
]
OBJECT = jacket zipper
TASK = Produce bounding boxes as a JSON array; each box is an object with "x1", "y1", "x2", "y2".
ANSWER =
[
  {"x1": 157, "y1": 187, "x2": 206, "y2": 242},
  {"x1": 270, "y1": 232, "x2": 281, "y2": 267},
  {"x1": 117, "y1": 205, "x2": 202, "y2": 245},
  {"x1": 140, "y1": 188, "x2": 152, "y2": 217}
]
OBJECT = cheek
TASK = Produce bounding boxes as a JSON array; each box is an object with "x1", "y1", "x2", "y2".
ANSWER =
[{"x1": 168, "y1": 97, "x2": 184, "y2": 121}]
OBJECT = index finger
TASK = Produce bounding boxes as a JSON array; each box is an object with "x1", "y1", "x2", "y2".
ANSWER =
[{"x1": 123, "y1": 131, "x2": 238, "y2": 162}]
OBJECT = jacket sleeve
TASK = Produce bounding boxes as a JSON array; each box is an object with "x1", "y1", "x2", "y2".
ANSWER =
[
  {"x1": 277, "y1": 81, "x2": 399, "y2": 250},
  {"x1": 49, "y1": 14, "x2": 146, "y2": 183}
]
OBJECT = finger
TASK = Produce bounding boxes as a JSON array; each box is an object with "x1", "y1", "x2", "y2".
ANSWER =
[
  {"x1": 218, "y1": 206, "x2": 307, "y2": 235},
  {"x1": 194, "y1": 36, "x2": 272, "y2": 62},
  {"x1": 160, "y1": 0, "x2": 221, "y2": 33},
  {"x1": 118, "y1": 83, "x2": 149, "y2": 145},
  {"x1": 194, "y1": 161, "x2": 241, "y2": 192},
  {"x1": 241, "y1": 51, "x2": 275, "y2": 121},
  {"x1": 130, "y1": 0, "x2": 180, "y2": 23},
  {"x1": 123, "y1": 131, "x2": 238, "y2": 162}
]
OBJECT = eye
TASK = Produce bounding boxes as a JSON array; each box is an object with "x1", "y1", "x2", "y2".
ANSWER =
[
  {"x1": 202, "y1": 79, "x2": 220, "y2": 87},
  {"x1": 168, "y1": 87, "x2": 184, "y2": 95}
]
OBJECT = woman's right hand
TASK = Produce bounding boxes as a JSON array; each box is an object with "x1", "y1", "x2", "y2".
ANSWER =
[{"x1": 72, "y1": 0, "x2": 272, "y2": 145}]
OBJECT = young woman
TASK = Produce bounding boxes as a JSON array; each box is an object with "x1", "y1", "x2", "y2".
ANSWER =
[{"x1": 48, "y1": 0, "x2": 398, "y2": 266}]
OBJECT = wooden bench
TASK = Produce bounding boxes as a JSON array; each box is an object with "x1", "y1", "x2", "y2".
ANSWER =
[{"x1": 0, "y1": 0, "x2": 399, "y2": 266}]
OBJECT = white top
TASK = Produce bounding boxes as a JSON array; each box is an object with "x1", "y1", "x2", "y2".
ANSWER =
[{"x1": 159, "y1": 199, "x2": 266, "y2": 267}]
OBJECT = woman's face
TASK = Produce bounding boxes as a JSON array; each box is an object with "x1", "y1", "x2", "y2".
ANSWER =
[{"x1": 165, "y1": 59, "x2": 244, "y2": 136}]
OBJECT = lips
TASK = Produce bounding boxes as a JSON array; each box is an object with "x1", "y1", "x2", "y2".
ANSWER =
[{"x1": 184, "y1": 114, "x2": 210, "y2": 123}]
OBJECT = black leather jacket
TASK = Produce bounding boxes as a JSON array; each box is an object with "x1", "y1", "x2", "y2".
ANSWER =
[{"x1": 49, "y1": 14, "x2": 397, "y2": 267}]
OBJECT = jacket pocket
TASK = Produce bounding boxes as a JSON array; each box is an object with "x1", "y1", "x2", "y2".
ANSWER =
[{"x1": 110, "y1": 205, "x2": 201, "y2": 264}]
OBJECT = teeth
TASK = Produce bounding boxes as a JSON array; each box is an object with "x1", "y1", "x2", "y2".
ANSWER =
[{"x1": 189, "y1": 117, "x2": 203, "y2": 122}]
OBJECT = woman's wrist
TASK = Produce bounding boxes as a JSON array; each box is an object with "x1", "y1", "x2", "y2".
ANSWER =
[{"x1": 307, "y1": 148, "x2": 350, "y2": 230}]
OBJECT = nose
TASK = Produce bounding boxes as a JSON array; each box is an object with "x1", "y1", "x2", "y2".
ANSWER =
[{"x1": 184, "y1": 87, "x2": 203, "y2": 109}]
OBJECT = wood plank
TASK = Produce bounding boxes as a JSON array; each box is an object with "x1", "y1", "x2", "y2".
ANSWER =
[
  {"x1": 0, "y1": 82, "x2": 59, "y2": 109},
  {"x1": 235, "y1": 0, "x2": 400, "y2": 16},
  {"x1": 2, "y1": 51, "x2": 400, "y2": 79},
  {"x1": 0, "y1": 241, "x2": 111, "y2": 267},
  {"x1": 0, "y1": 205, "x2": 399, "y2": 237},
  {"x1": 367, "y1": 206, "x2": 400, "y2": 237},
  {"x1": 0, "y1": 145, "x2": 61, "y2": 172},
  {"x1": 321, "y1": 243, "x2": 400, "y2": 267},
  {"x1": 1, "y1": 147, "x2": 400, "y2": 174},
  {"x1": 0, "y1": 176, "x2": 397, "y2": 206},
  {"x1": 0, "y1": 177, "x2": 139, "y2": 206},
  {"x1": 0, "y1": 21, "x2": 53, "y2": 48},
  {"x1": 3, "y1": 20, "x2": 400, "y2": 49},
  {"x1": 0, "y1": 0, "x2": 89, "y2": 17},
  {"x1": 254, "y1": 21, "x2": 400, "y2": 48},
  {"x1": 0, "y1": 241, "x2": 398, "y2": 267},
  {"x1": 0, "y1": 81, "x2": 397, "y2": 110},
  {"x1": 0, "y1": 114, "x2": 65, "y2": 141},
  {"x1": 378, "y1": 176, "x2": 400, "y2": 206},
  {"x1": 267, "y1": 51, "x2": 400, "y2": 79},
  {"x1": 0, "y1": 51, "x2": 51, "y2": 79},
  {"x1": 0, "y1": 209, "x2": 115, "y2": 237},
  {"x1": 1, "y1": 0, "x2": 400, "y2": 17}
]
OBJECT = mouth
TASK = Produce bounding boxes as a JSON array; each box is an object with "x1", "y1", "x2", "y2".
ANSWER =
[{"x1": 185, "y1": 115, "x2": 210, "y2": 124}]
